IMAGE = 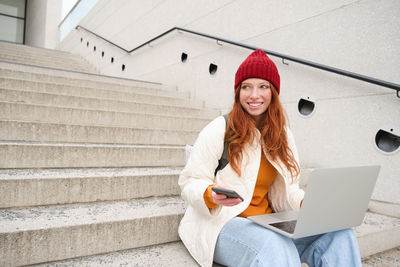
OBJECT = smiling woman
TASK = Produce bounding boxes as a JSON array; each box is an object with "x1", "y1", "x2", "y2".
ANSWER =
[{"x1": 178, "y1": 49, "x2": 363, "y2": 267}]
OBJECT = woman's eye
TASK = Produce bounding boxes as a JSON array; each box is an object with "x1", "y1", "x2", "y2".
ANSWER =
[
  {"x1": 241, "y1": 85, "x2": 249, "y2": 89},
  {"x1": 260, "y1": 85, "x2": 269, "y2": 89}
]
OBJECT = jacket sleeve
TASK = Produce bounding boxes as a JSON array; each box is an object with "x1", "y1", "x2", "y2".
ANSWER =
[{"x1": 178, "y1": 116, "x2": 225, "y2": 217}]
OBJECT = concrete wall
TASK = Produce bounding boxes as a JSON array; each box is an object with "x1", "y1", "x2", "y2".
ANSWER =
[
  {"x1": 57, "y1": 0, "x2": 400, "y2": 204},
  {"x1": 25, "y1": 0, "x2": 61, "y2": 48}
]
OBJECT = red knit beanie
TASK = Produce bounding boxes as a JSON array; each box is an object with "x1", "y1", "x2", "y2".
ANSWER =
[{"x1": 234, "y1": 49, "x2": 280, "y2": 94}]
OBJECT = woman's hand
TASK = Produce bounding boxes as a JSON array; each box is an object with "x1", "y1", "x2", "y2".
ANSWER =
[{"x1": 212, "y1": 185, "x2": 242, "y2": 206}]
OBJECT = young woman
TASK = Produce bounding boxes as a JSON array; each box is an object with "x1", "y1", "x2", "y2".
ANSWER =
[{"x1": 178, "y1": 49, "x2": 362, "y2": 267}]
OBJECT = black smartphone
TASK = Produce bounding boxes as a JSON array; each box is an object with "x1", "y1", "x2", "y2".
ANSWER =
[{"x1": 211, "y1": 187, "x2": 244, "y2": 202}]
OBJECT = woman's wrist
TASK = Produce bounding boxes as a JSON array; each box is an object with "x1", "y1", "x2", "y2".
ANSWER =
[{"x1": 204, "y1": 184, "x2": 219, "y2": 208}]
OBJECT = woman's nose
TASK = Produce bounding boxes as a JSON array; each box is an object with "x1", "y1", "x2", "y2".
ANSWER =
[{"x1": 250, "y1": 88, "x2": 259, "y2": 98}]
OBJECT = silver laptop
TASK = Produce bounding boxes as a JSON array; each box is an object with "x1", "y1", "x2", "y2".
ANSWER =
[{"x1": 247, "y1": 165, "x2": 380, "y2": 239}]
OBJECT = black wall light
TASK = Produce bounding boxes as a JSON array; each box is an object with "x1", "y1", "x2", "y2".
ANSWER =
[
  {"x1": 181, "y1": 52, "x2": 188, "y2": 63},
  {"x1": 298, "y1": 96, "x2": 315, "y2": 117},
  {"x1": 209, "y1": 63, "x2": 218, "y2": 75},
  {"x1": 375, "y1": 126, "x2": 400, "y2": 153}
]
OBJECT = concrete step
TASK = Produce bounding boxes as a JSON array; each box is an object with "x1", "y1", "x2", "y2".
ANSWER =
[
  {"x1": 0, "y1": 70, "x2": 189, "y2": 99},
  {"x1": 0, "y1": 62, "x2": 192, "y2": 101},
  {"x1": 0, "y1": 120, "x2": 198, "y2": 145},
  {"x1": 0, "y1": 47, "x2": 89, "y2": 61},
  {"x1": 23, "y1": 212, "x2": 400, "y2": 266},
  {"x1": 362, "y1": 246, "x2": 400, "y2": 267},
  {"x1": 0, "y1": 66, "x2": 186, "y2": 99},
  {"x1": 0, "y1": 61, "x2": 162, "y2": 89},
  {"x1": 0, "y1": 78, "x2": 190, "y2": 106},
  {"x1": 31, "y1": 244, "x2": 400, "y2": 267},
  {"x1": 0, "y1": 141, "x2": 186, "y2": 169},
  {"x1": 0, "y1": 196, "x2": 185, "y2": 266},
  {"x1": 0, "y1": 167, "x2": 182, "y2": 208},
  {"x1": 368, "y1": 199, "x2": 400, "y2": 219},
  {"x1": 0, "y1": 54, "x2": 89, "y2": 68},
  {"x1": 0, "y1": 56, "x2": 94, "y2": 73},
  {"x1": 0, "y1": 88, "x2": 215, "y2": 117},
  {"x1": 0, "y1": 42, "x2": 96, "y2": 73},
  {"x1": 0, "y1": 53, "x2": 90, "y2": 67},
  {"x1": 32, "y1": 242, "x2": 198, "y2": 267},
  {"x1": 0, "y1": 102, "x2": 211, "y2": 130},
  {"x1": 0, "y1": 58, "x2": 98, "y2": 77},
  {"x1": 355, "y1": 212, "x2": 400, "y2": 258},
  {"x1": 0, "y1": 41, "x2": 82, "y2": 58}
]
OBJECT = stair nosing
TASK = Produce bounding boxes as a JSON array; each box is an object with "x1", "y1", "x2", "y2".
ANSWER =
[
  {"x1": 0, "y1": 166, "x2": 182, "y2": 180},
  {"x1": 0, "y1": 87, "x2": 210, "y2": 112},
  {"x1": 0, "y1": 196, "x2": 185, "y2": 233},
  {"x1": 0, "y1": 119, "x2": 201, "y2": 133},
  {"x1": 0, "y1": 59, "x2": 161, "y2": 86},
  {"x1": 0, "y1": 78, "x2": 188, "y2": 100},
  {"x1": 0, "y1": 101, "x2": 214, "y2": 121}
]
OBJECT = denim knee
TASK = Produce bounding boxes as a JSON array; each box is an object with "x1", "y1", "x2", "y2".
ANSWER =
[
  {"x1": 295, "y1": 228, "x2": 361, "y2": 267},
  {"x1": 214, "y1": 217, "x2": 301, "y2": 267}
]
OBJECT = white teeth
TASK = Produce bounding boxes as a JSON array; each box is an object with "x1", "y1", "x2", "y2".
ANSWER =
[{"x1": 249, "y1": 103, "x2": 262, "y2": 107}]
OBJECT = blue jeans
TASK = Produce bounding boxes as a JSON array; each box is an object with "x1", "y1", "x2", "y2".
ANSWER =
[{"x1": 214, "y1": 217, "x2": 362, "y2": 267}]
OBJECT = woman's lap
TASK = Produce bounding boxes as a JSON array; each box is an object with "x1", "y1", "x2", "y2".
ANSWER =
[
  {"x1": 214, "y1": 217, "x2": 301, "y2": 267},
  {"x1": 214, "y1": 217, "x2": 361, "y2": 267}
]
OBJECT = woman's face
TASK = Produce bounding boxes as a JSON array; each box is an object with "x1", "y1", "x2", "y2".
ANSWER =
[{"x1": 239, "y1": 78, "x2": 272, "y2": 123}]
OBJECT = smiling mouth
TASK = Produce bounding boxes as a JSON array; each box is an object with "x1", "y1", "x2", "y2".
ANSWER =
[{"x1": 248, "y1": 102, "x2": 263, "y2": 107}]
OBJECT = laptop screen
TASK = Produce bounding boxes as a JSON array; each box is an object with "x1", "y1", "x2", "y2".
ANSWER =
[{"x1": 270, "y1": 220, "x2": 297, "y2": 234}]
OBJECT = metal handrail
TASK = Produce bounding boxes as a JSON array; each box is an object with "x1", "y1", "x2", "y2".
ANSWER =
[{"x1": 76, "y1": 25, "x2": 400, "y2": 96}]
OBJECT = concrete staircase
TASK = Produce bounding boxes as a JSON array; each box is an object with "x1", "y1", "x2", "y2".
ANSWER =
[
  {"x1": 0, "y1": 41, "x2": 399, "y2": 266},
  {"x1": 0, "y1": 41, "x2": 97, "y2": 72}
]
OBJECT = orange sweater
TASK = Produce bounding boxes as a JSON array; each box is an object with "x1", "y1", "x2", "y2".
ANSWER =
[{"x1": 204, "y1": 150, "x2": 276, "y2": 217}]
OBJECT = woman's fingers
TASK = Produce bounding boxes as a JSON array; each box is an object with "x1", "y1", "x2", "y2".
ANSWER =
[
  {"x1": 211, "y1": 185, "x2": 242, "y2": 207},
  {"x1": 212, "y1": 192, "x2": 227, "y2": 200},
  {"x1": 212, "y1": 192, "x2": 242, "y2": 206},
  {"x1": 219, "y1": 198, "x2": 242, "y2": 206}
]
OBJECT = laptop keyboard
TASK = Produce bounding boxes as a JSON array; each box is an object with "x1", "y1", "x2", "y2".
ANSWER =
[{"x1": 270, "y1": 220, "x2": 297, "y2": 234}]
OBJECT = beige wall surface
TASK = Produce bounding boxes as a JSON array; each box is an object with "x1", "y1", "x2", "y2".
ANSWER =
[
  {"x1": 25, "y1": 0, "x2": 61, "y2": 48},
  {"x1": 58, "y1": 0, "x2": 400, "y2": 204}
]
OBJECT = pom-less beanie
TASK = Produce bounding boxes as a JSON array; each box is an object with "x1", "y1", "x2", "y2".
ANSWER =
[{"x1": 234, "y1": 49, "x2": 280, "y2": 94}]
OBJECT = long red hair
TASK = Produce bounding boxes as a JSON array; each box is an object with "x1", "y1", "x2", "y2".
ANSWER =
[{"x1": 225, "y1": 83, "x2": 300, "y2": 181}]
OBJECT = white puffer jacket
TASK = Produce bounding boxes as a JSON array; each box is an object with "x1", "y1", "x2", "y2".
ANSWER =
[{"x1": 178, "y1": 116, "x2": 305, "y2": 267}]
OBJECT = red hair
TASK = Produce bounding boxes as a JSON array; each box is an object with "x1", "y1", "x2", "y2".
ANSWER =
[{"x1": 225, "y1": 83, "x2": 300, "y2": 181}]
